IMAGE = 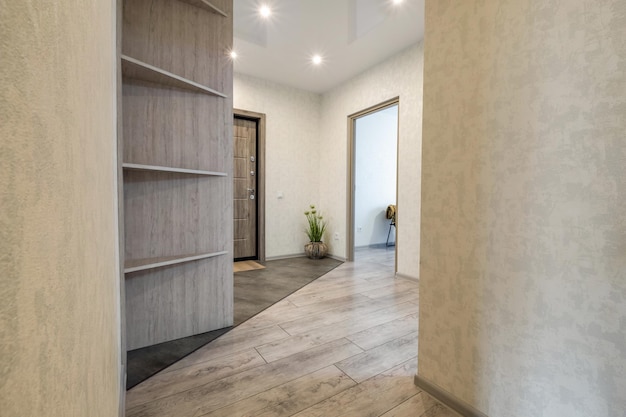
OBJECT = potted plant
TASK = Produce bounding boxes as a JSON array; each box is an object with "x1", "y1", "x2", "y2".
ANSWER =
[{"x1": 304, "y1": 205, "x2": 328, "y2": 259}]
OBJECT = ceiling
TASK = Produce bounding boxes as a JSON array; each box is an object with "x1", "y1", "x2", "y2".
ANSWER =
[{"x1": 232, "y1": 0, "x2": 425, "y2": 94}]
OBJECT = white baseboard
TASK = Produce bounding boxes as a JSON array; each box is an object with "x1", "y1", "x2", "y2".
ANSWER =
[
  {"x1": 395, "y1": 272, "x2": 419, "y2": 282},
  {"x1": 354, "y1": 243, "x2": 393, "y2": 249},
  {"x1": 327, "y1": 254, "x2": 347, "y2": 262},
  {"x1": 414, "y1": 374, "x2": 489, "y2": 417}
]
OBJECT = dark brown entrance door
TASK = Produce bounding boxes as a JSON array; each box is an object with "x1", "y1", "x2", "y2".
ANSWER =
[{"x1": 233, "y1": 117, "x2": 257, "y2": 260}]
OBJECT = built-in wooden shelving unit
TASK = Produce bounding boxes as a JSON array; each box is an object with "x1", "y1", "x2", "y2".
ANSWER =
[
  {"x1": 120, "y1": 0, "x2": 234, "y2": 351},
  {"x1": 178, "y1": 0, "x2": 228, "y2": 16},
  {"x1": 124, "y1": 251, "x2": 229, "y2": 274},
  {"x1": 122, "y1": 163, "x2": 227, "y2": 177},
  {"x1": 121, "y1": 55, "x2": 227, "y2": 97}
]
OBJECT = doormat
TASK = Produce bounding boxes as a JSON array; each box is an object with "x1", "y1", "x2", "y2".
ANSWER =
[{"x1": 233, "y1": 260, "x2": 266, "y2": 273}]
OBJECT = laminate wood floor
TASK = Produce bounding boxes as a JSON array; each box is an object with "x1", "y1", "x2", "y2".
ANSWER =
[
  {"x1": 127, "y1": 257, "x2": 342, "y2": 388},
  {"x1": 125, "y1": 247, "x2": 459, "y2": 417}
]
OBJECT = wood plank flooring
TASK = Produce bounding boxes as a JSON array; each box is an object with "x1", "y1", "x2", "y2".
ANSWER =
[
  {"x1": 126, "y1": 247, "x2": 459, "y2": 417},
  {"x1": 126, "y1": 257, "x2": 342, "y2": 388}
]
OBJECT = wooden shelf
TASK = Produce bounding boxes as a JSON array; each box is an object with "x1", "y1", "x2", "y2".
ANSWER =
[
  {"x1": 178, "y1": 0, "x2": 228, "y2": 16},
  {"x1": 125, "y1": 251, "x2": 229, "y2": 274},
  {"x1": 123, "y1": 163, "x2": 227, "y2": 177},
  {"x1": 121, "y1": 55, "x2": 227, "y2": 98}
]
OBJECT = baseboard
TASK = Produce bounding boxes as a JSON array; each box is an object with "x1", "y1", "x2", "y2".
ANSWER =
[
  {"x1": 327, "y1": 254, "x2": 347, "y2": 262},
  {"x1": 265, "y1": 253, "x2": 306, "y2": 261},
  {"x1": 414, "y1": 375, "x2": 489, "y2": 417},
  {"x1": 355, "y1": 243, "x2": 392, "y2": 249},
  {"x1": 395, "y1": 272, "x2": 419, "y2": 282}
]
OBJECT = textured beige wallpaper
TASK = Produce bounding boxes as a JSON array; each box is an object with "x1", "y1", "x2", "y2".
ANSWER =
[
  {"x1": 233, "y1": 74, "x2": 323, "y2": 258},
  {"x1": 1, "y1": 1, "x2": 122, "y2": 416},
  {"x1": 320, "y1": 43, "x2": 424, "y2": 274},
  {"x1": 419, "y1": 1, "x2": 626, "y2": 416}
]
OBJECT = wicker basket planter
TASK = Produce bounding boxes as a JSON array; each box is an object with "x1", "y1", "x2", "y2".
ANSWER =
[{"x1": 304, "y1": 241, "x2": 328, "y2": 259}]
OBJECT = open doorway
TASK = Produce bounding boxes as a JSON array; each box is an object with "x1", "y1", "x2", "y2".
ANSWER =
[{"x1": 347, "y1": 98, "x2": 399, "y2": 268}]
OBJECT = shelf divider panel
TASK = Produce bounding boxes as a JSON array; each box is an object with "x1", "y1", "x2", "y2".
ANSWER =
[
  {"x1": 123, "y1": 163, "x2": 227, "y2": 177},
  {"x1": 125, "y1": 251, "x2": 229, "y2": 274},
  {"x1": 121, "y1": 55, "x2": 227, "y2": 98},
  {"x1": 178, "y1": 0, "x2": 228, "y2": 16}
]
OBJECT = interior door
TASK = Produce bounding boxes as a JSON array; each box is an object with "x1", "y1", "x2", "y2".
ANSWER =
[{"x1": 233, "y1": 117, "x2": 257, "y2": 260}]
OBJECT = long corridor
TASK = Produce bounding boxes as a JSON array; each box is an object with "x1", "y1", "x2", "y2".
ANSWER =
[{"x1": 125, "y1": 248, "x2": 459, "y2": 417}]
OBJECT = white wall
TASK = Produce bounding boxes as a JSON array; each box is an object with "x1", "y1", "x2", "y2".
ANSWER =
[
  {"x1": 354, "y1": 105, "x2": 398, "y2": 247},
  {"x1": 320, "y1": 43, "x2": 423, "y2": 275},
  {"x1": 233, "y1": 74, "x2": 322, "y2": 258},
  {"x1": 1, "y1": 1, "x2": 122, "y2": 416},
  {"x1": 419, "y1": 1, "x2": 626, "y2": 416}
]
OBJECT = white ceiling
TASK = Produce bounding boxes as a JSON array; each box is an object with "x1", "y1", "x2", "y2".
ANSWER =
[{"x1": 233, "y1": 0, "x2": 425, "y2": 94}]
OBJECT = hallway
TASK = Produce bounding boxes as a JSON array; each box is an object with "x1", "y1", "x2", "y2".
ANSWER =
[{"x1": 125, "y1": 248, "x2": 458, "y2": 417}]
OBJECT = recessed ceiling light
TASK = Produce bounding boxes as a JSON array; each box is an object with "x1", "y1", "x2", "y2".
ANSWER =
[
  {"x1": 230, "y1": 50, "x2": 238, "y2": 60},
  {"x1": 393, "y1": 0, "x2": 404, "y2": 4},
  {"x1": 259, "y1": 5, "x2": 271, "y2": 18},
  {"x1": 312, "y1": 55, "x2": 323, "y2": 65}
]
